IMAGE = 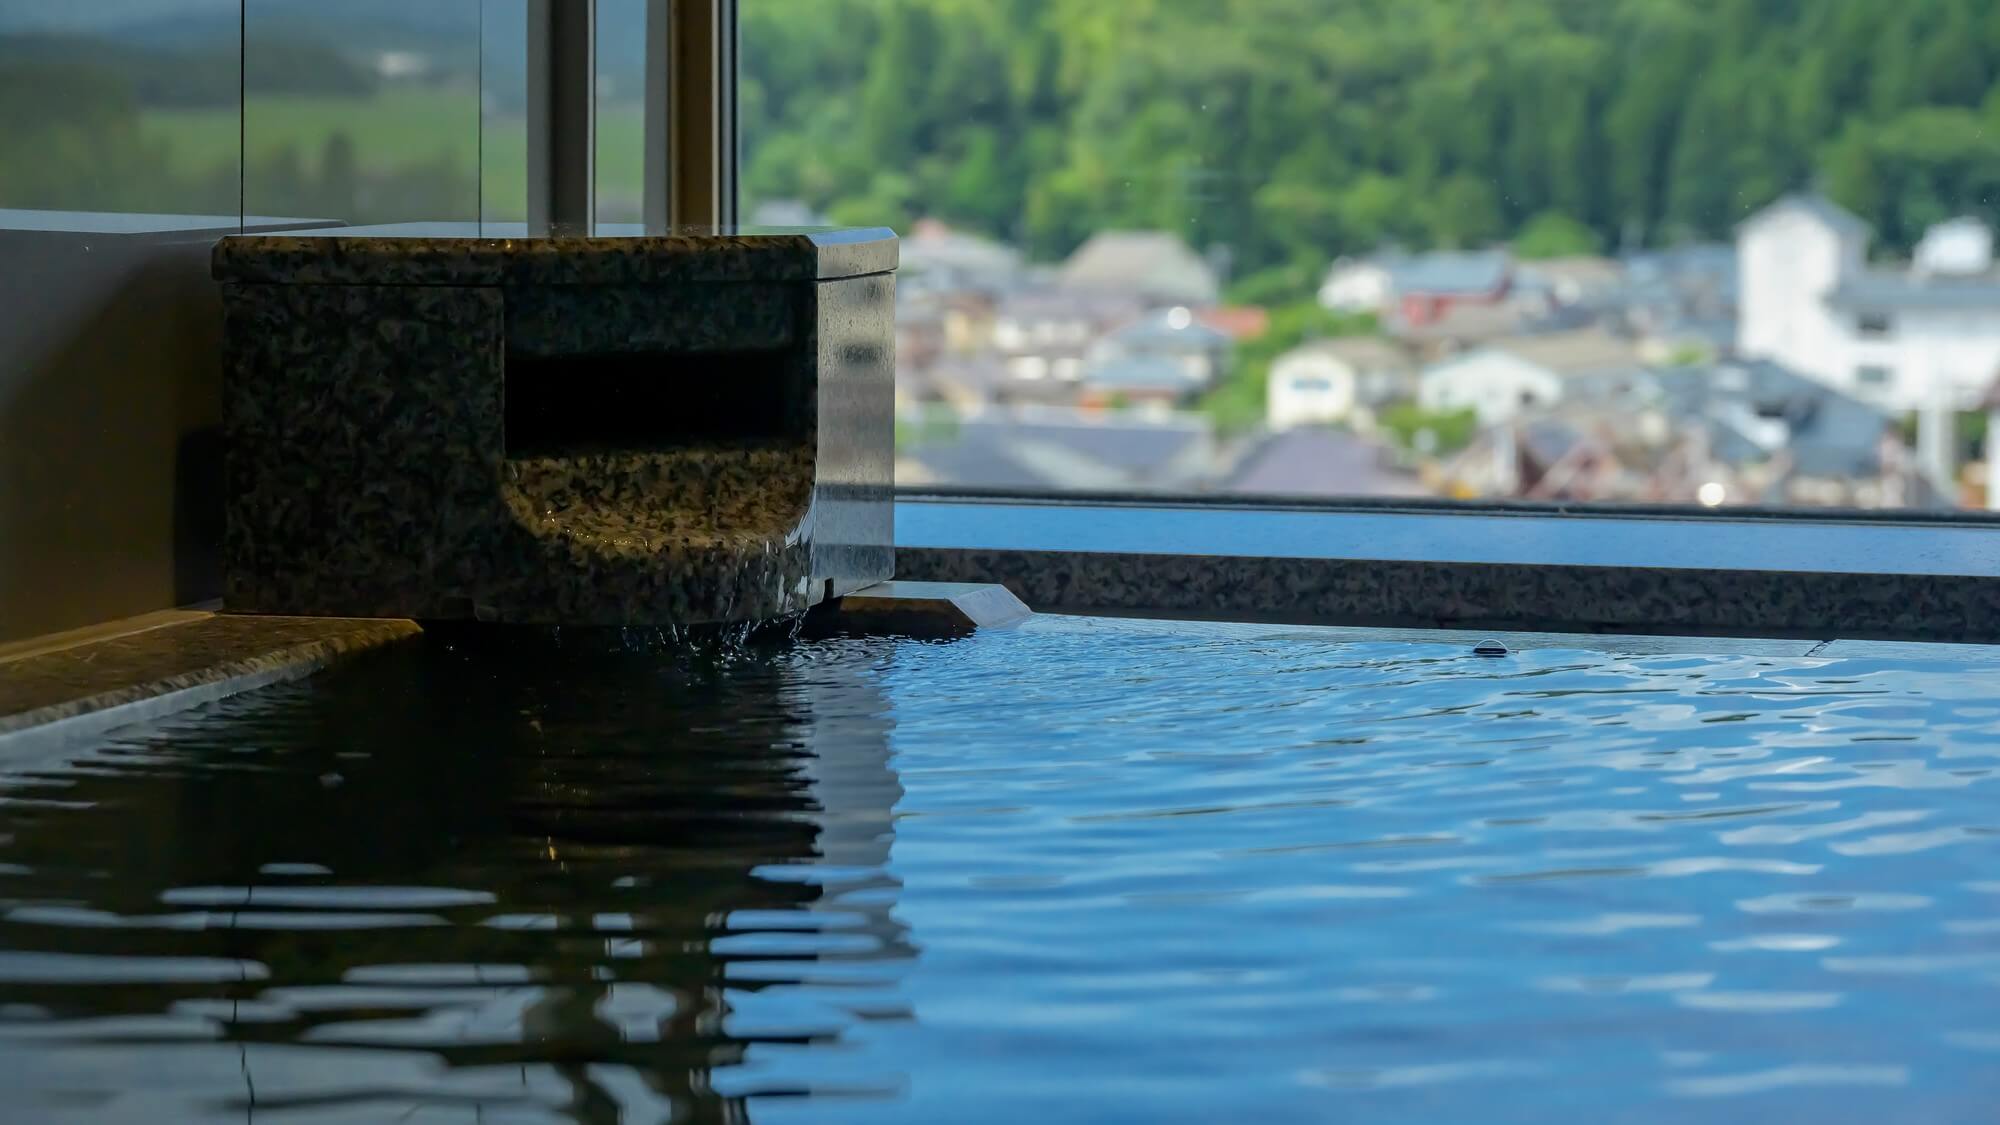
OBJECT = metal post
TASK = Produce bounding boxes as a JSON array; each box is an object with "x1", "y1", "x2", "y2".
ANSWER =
[
  {"x1": 527, "y1": 0, "x2": 596, "y2": 236},
  {"x1": 651, "y1": 0, "x2": 736, "y2": 230},
  {"x1": 643, "y1": 0, "x2": 672, "y2": 232}
]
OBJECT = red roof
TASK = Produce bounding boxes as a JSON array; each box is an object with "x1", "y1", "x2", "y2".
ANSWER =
[{"x1": 1194, "y1": 306, "x2": 1269, "y2": 341}]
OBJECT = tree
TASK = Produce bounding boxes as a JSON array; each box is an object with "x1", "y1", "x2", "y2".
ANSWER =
[
  {"x1": 734, "y1": 0, "x2": 2000, "y2": 268},
  {"x1": 1512, "y1": 211, "x2": 1601, "y2": 259}
]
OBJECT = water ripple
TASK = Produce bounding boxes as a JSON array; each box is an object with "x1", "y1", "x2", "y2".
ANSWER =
[{"x1": 0, "y1": 620, "x2": 1995, "y2": 1120}]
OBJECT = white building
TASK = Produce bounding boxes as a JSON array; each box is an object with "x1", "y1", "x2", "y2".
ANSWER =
[
  {"x1": 1318, "y1": 257, "x2": 1395, "y2": 313},
  {"x1": 1417, "y1": 329, "x2": 1644, "y2": 425},
  {"x1": 1266, "y1": 337, "x2": 1410, "y2": 430},
  {"x1": 1737, "y1": 194, "x2": 2000, "y2": 415},
  {"x1": 1419, "y1": 351, "x2": 1564, "y2": 425}
]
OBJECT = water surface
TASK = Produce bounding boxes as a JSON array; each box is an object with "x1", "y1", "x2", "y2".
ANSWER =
[{"x1": 3, "y1": 618, "x2": 1998, "y2": 1122}]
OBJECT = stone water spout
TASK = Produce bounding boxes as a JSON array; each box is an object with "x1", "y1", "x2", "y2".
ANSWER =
[{"x1": 213, "y1": 224, "x2": 896, "y2": 625}]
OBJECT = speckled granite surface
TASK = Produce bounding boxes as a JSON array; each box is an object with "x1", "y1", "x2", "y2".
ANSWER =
[
  {"x1": 215, "y1": 229, "x2": 895, "y2": 626},
  {"x1": 895, "y1": 547, "x2": 2000, "y2": 643},
  {"x1": 0, "y1": 614, "x2": 419, "y2": 738}
]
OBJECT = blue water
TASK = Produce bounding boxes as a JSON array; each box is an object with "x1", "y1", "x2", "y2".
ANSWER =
[{"x1": 3, "y1": 617, "x2": 1999, "y2": 1122}]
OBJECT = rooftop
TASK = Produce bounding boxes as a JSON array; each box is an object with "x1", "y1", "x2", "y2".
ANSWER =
[
  {"x1": 1225, "y1": 428, "x2": 1428, "y2": 498},
  {"x1": 1827, "y1": 271, "x2": 2000, "y2": 312},
  {"x1": 1083, "y1": 356, "x2": 1198, "y2": 394},
  {"x1": 1388, "y1": 249, "x2": 1511, "y2": 297},
  {"x1": 1653, "y1": 360, "x2": 1893, "y2": 480},
  {"x1": 1059, "y1": 231, "x2": 1220, "y2": 306},
  {"x1": 1483, "y1": 328, "x2": 1647, "y2": 376},
  {"x1": 1107, "y1": 307, "x2": 1233, "y2": 351},
  {"x1": 1279, "y1": 335, "x2": 1412, "y2": 372},
  {"x1": 1740, "y1": 192, "x2": 1871, "y2": 238},
  {"x1": 902, "y1": 410, "x2": 1212, "y2": 491}
]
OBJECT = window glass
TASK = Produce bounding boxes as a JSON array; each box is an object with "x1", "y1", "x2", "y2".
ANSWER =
[
  {"x1": 0, "y1": 0, "x2": 246, "y2": 642},
  {"x1": 0, "y1": 0, "x2": 241, "y2": 218},
  {"x1": 746, "y1": 0, "x2": 2000, "y2": 511},
  {"x1": 244, "y1": 0, "x2": 481, "y2": 227},
  {"x1": 593, "y1": 0, "x2": 648, "y2": 226}
]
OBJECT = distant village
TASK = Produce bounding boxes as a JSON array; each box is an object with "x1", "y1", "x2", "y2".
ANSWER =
[{"x1": 757, "y1": 195, "x2": 2000, "y2": 509}]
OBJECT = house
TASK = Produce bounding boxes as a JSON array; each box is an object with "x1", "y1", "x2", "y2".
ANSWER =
[
  {"x1": 1225, "y1": 428, "x2": 1428, "y2": 498},
  {"x1": 1418, "y1": 328, "x2": 1646, "y2": 424},
  {"x1": 1321, "y1": 249, "x2": 1514, "y2": 324},
  {"x1": 1091, "y1": 306, "x2": 1233, "y2": 387},
  {"x1": 922, "y1": 356, "x2": 1011, "y2": 412},
  {"x1": 1738, "y1": 194, "x2": 2000, "y2": 414},
  {"x1": 1059, "y1": 231, "x2": 1220, "y2": 308},
  {"x1": 896, "y1": 289, "x2": 947, "y2": 373},
  {"x1": 1079, "y1": 356, "x2": 1198, "y2": 411},
  {"x1": 989, "y1": 289, "x2": 1141, "y2": 393},
  {"x1": 1440, "y1": 413, "x2": 1634, "y2": 502},
  {"x1": 1387, "y1": 250, "x2": 1512, "y2": 327},
  {"x1": 1266, "y1": 336, "x2": 1413, "y2": 430},
  {"x1": 1616, "y1": 243, "x2": 1738, "y2": 329},
  {"x1": 1513, "y1": 256, "x2": 1626, "y2": 310},
  {"x1": 899, "y1": 218, "x2": 1025, "y2": 297},
  {"x1": 1653, "y1": 360, "x2": 1932, "y2": 509},
  {"x1": 1195, "y1": 306, "x2": 1270, "y2": 342},
  {"x1": 898, "y1": 406, "x2": 1216, "y2": 492},
  {"x1": 1390, "y1": 299, "x2": 1533, "y2": 359},
  {"x1": 1318, "y1": 256, "x2": 1395, "y2": 313}
]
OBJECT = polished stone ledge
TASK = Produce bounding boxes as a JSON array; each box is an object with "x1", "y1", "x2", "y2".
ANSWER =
[
  {"x1": 213, "y1": 223, "x2": 899, "y2": 287},
  {"x1": 810, "y1": 580, "x2": 1032, "y2": 638},
  {"x1": 0, "y1": 613, "x2": 420, "y2": 758},
  {"x1": 894, "y1": 497, "x2": 2000, "y2": 642}
]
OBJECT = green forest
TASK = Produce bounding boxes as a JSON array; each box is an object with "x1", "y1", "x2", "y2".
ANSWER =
[{"x1": 742, "y1": 0, "x2": 2000, "y2": 284}]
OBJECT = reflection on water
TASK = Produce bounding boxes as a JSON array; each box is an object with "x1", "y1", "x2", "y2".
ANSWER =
[
  {"x1": 0, "y1": 630, "x2": 912, "y2": 1123},
  {"x1": 4, "y1": 616, "x2": 2000, "y2": 1122}
]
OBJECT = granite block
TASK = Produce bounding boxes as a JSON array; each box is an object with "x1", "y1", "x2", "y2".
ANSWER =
[
  {"x1": 895, "y1": 546, "x2": 2000, "y2": 643},
  {"x1": 212, "y1": 225, "x2": 898, "y2": 287},
  {"x1": 215, "y1": 228, "x2": 896, "y2": 626}
]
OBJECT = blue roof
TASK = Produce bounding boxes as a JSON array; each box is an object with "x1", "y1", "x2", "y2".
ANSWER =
[
  {"x1": 1110, "y1": 308, "x2": 1233, "y2": 349},
  {"x1": 1827, "y1": 272, "x2": 2000, "y2": 311},
  {"x1": 1083, "y1": 357, "x2": 1197, "y2": 392}
]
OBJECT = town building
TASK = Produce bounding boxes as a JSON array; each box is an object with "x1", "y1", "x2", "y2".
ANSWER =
[
  {"x1": 1090, "y1": 306, "x2": 1233, "y2": 388},
  {"x1": 1320, "y1": 249, "x2": 1513, "y2": 327},
  {"x1": 1059, "y1": 231, "x2": 1220, "y2": 308},
  {"x1": 1738, "y1": 194, "x2": 2000, "y2": 415},
  {"x1": 1417, "y1": 328, "x2": 1646, "y2": 424},
  {"x1": 1265, "y1": 336, "x2": 1413, "y2": 430}
]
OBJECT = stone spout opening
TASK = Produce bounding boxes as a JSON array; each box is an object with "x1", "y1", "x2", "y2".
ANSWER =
[{"x1": 504, "y1": 347, "x2": 801, "y2": 458}]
